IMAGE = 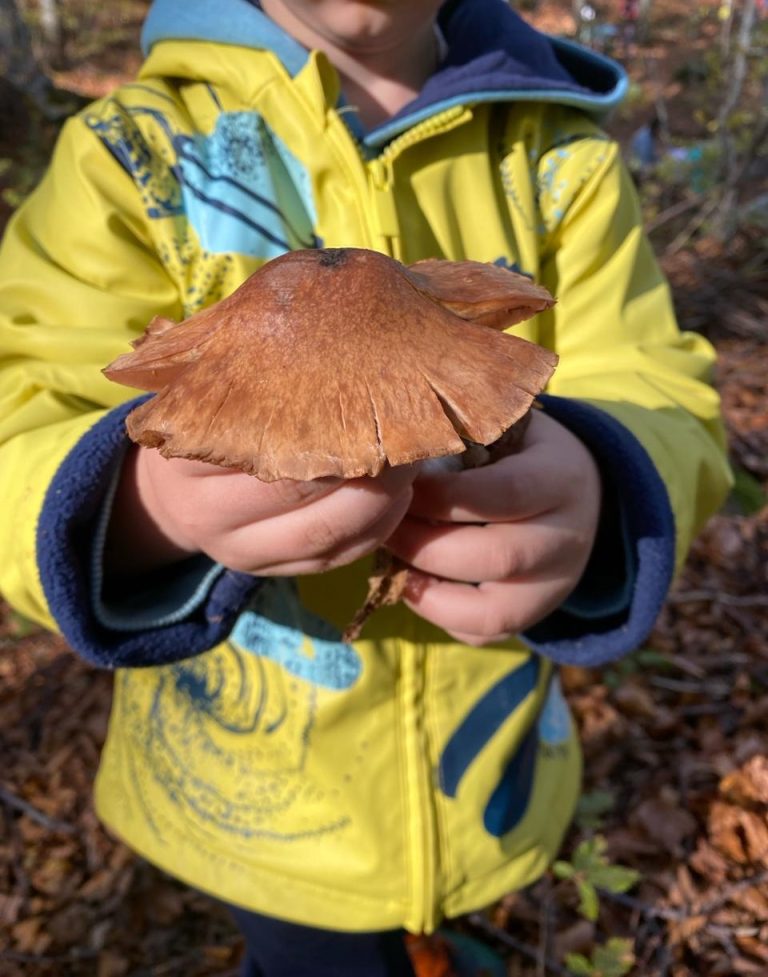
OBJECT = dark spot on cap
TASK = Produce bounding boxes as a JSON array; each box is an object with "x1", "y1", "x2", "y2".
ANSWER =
[{"x1": 317, "y1": 248, "x2": 349, "y2": 268}]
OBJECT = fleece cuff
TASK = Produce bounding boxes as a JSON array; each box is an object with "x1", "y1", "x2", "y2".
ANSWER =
[
  {"x1": 36, "y1": 398, "x2": 259, "y2": 669},
  {"x1": 90, "y1": 451, "x2": 227, "y2": 631},
  {"x1": 523, "y1": 394, "x2": 675, "y2": 668}
]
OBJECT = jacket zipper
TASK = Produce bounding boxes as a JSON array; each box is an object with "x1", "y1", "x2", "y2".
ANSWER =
[
  {"x1": 361, "y1": 107, "x2": 471, "y2": 258},
  {"x1": 362, "y1": 107, "x2": 469, "y2": 931},
  {"x1": 399, "y1": 640, "x2": 439, "y2": 934}
]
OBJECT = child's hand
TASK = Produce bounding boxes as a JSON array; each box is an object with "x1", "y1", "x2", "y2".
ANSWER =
[
  {"x1": 107, "y1": 446, "x2": 418, "y2": 578},
  {"x1": 384, "y1": 411, "x2": 602, "y2": 645}
]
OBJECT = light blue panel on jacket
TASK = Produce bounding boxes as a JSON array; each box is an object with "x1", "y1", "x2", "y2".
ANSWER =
[{"x1": 175, "y1": 112, "x2": 319, "y2": 257}]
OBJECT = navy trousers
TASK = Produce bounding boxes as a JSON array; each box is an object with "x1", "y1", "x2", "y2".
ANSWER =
[{"x1": 228, "y1": 905, "x2": 417, "y2": 977}]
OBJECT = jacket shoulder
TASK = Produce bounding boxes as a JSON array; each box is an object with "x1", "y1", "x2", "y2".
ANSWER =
[{"x1": 498, "y1": 102, "x2": 611, "y2": 158}]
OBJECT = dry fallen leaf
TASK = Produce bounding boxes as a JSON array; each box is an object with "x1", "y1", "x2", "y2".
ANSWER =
[
  {"x1": 709, "y1": 801, "x2": 768, "y2": 866},
  {"x1": 720, "y1": 755, "x2": 768, "y2": 808},
  {"x1": 632, "y1": 796, "x2": 698, "y2": 857}
]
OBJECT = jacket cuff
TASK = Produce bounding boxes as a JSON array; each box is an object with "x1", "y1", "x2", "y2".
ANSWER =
[
  {"x1": 522, "y1": 394, "x2": 675, "y2": 667},
  {"x1": 36, "y1": 398, "x2": 259, "y2": 669}
]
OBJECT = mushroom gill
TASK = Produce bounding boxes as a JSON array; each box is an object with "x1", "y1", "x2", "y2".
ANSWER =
[{"x1": 104, "y1": 248, "x2": 557, "y2": 483}]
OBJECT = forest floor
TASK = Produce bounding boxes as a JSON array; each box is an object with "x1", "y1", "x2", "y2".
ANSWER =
[{"x1": 1, "y1": 2, "x2": 767, "y2": 975}]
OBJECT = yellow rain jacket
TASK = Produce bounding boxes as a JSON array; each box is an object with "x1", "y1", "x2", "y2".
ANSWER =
[{"x1": 0, "y1": 0, "x2": 731, "y2": 934}]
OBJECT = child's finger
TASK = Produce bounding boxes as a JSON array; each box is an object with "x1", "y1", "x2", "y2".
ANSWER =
[
  {"x1": 207, "y1": 474, "x2": 415, "y2": 572},
  {"x1": 406, "y1": 412, "x2": 597, "y2": 524},
  {"x1": 386, "y1": 514, "x2": 585, "y2": 583},
  {"x1": 402, "y1": 572, "x2": 571, "y2": 641},
  {"x1": 407, "y1": 442, "x2": 575, "y2": 523},
  {"x1": 246, "y1": 489, "x2": 416, "y2": 576},
  {"x1": 156, "y1": 452, "x2": 417, "y2": 525}
]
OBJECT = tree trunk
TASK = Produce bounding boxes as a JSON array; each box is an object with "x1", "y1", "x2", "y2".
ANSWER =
[
  {"x1": 0, "y1": 0, "x2": 83, "y2": 127},
  {"x1": 637, "y1": 0, "x2": 653, "y2": 42},
  {"x1": 0, "y1": 0, "x2": 50, "y2": 99},
  {"x1": 713, "y1": 0, "x2": 760, "y2": 239},
  {"x1": 720, "y1": 0, "x2": 735, "y2": 56},
  {"x1": 36, "y1": 0, "x2": 66, "y2": 68},
  {"x1": 572, "y1": 0, "x2": 583, "y2": 35}
]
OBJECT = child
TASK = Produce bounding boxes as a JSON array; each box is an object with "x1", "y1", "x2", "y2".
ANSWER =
[{"x1": 0, "y1": 0, "x2": 731, "y2": 974}]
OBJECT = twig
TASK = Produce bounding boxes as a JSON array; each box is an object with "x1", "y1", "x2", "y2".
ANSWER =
[
  {"x1": 696, "y1": 869, "x2": 768, "y2": 917},
  {"x1": 2, "y1": 800, "x2": 31, "y2": 916},
  {"x1": 0, "y1": 949, "x2": 98, "y2": 964},
  {"x1": 538, "y1": 878, "x2": 554, "y2": 977},
  {"x1": 466, "y1": 913, "x2": 575, "y2": 976},
  {"x1": 649, "y1": 675, "x2": 731, "y2": 696},
  {"x1": 664, "y1": 195, "x2": 721, "y2": 257},
  {"x1": 0, "y1": 783, "x2": 76, "y2": 834},
  {"x1": 646, "y1": 196, "x2": 702, "y2": 234},
  {"x1": 597, "y1": 868, "x2": 768, "y2": 923},
  {"x1": 595, "y1": 889, "x2": 683, "y2": 922},
  {"x1": 667, "y1": 590, "x2": 768, "y2": 608},
  {"x1": 663, "y1": 654, "x2": 706, "y2": 679},
  {"x1": 679, "y1": 702, "x2": 741, "y2": 718}
]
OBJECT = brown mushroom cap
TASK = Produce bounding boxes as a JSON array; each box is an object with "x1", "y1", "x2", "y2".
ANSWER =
[
  {"x1": 104, "y1": 248, "x2": 557, "y2": 481},
  {"x1": 408, "y1": 258, "x2": 555, "y2": 329}
]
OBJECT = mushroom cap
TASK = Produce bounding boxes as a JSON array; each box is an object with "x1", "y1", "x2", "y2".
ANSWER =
[
  {"x1": 408, "y1": 258, "x2": 555, "y2": 329},
  {"x1": 104, "y1": 248, "x2": 557, "y2": 481}
]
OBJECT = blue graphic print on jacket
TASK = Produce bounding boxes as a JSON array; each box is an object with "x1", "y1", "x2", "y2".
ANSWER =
[
  {"x1": 117, "y1": 579, "x2": 361, "y2": 842},
  {"x1": 231, "y1": 579, "x2": 362, "y2": 690},
  {"x1": 87, "y1": 104, "x2": 319, "y2": 256},
  {"x1": 439, "y1": 660, "x2": 571, "y2": 837},
  {"x1": 176, "y1": 112, "x2": 319, "y2": 255}
]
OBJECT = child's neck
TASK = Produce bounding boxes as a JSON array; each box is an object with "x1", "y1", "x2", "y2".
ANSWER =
[
  {"x1": 335, "y1": 46, "x2": 436, "y2": 129},
  {"x1": 334, "y1": 42, "x2": 438, "y2": 130},
  {"x1": 260, "y1": 2, "x2": 440, "y2": 130}
]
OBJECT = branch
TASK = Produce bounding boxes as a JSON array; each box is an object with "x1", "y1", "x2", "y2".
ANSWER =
[
  {"x1": 645, "y1": 196, "x2": 702, "y2": 235},
  {"x1": 664, "y1": 195, "x2": 721, "y2": 256},
  {"x1": 667, "y1": 590, "x2": 768, "y2": 608},
  {"x1": 715, "y1": 0, "x2": 758, "y2": 135},
  {"x1": 598, "y1": 869, "x2": 768, "y2": 922},
  {"x1": 0, "y1": 783, "x2": 76, "y2": 833},
  {"x1": 467, "y1": 913, "x2": 576, "y2": 976}
]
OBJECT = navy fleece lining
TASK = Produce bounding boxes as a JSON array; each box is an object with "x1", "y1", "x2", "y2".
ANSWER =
[
  {"x1": 36, "y1": 399, "x2": 258, "y2": 669},
  {"x1": 524, "y1": 395, "x2": 676, "y2": 667},
  {"x1": 90, "y1": 452, "x2": 226, "y2": 631}
]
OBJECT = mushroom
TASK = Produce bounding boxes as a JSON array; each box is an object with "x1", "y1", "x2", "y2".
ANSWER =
[
  {"x1": 104, "y1": 248, "x2": 556, "y2": 481},
  {"x1": 104, "y1": 247, "x2": 557, "y2": 637}
]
